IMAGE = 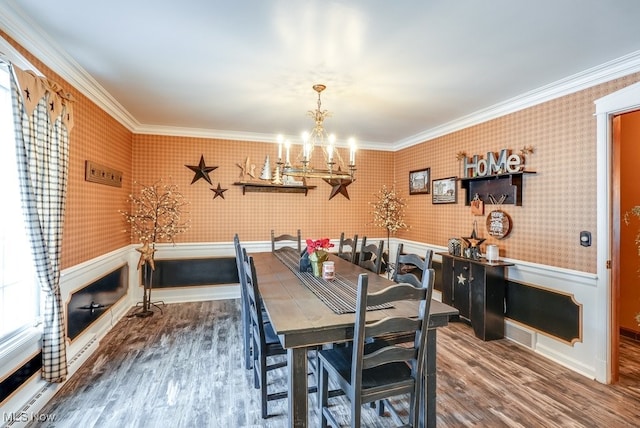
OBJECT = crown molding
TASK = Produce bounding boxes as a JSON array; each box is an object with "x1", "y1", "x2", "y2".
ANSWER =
[
  {"x1": 393, "y1": 50, "x2": 640, "y2": 150},
  {"x1": 0, "y1": 0, "x2": 140, "y2": 131}
]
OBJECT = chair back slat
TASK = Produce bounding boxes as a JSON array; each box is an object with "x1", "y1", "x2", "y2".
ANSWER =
[
  {"x1": 358, "y1": 237, "x2": 384, "y2": 274},
  {"x1": 366, "y1": 317, "x2": 422, "y2": 339},
  {"x1": 338, "y1": 232, "x2": 358, "y2": 264},
  {"x1": 271, "y1": 229, "x2": 301, "y2": 252},
  {"x1": 393, "y1": 243, "x2": 433, "y2": 288},
  {"x1": 362, "y1": 346, "x2": 417, "y2": 370},
  {"x1": 366, "y1": 283, "x2": 426, "y2": 307}
]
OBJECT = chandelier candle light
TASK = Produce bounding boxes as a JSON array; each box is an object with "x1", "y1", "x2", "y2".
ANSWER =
[{"x1": 275, "y1": 84, "x2": 357, "y2": 183}]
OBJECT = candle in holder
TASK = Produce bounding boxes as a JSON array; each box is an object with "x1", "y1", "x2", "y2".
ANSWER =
[
  {"x1": 303, "y1": 143, "x2": 311, "y2": 162},
  {"x1": 285, "y1": 140, "x2": 291, "y2": 164},
  {"x1": 322, "y1": 261, "x2": 335, "y2": 280},
  {"x1": 327, "y1": 143, "x2": 334, "y2": 163},
  {"x1": 348, "y1": 138, "x2": 356, "y2": 165},
  {"x1": 486, "y1": 245, "x2": 499, "y2": 263}
]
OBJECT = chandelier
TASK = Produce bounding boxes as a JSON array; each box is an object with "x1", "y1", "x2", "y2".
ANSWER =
[{"x1": 274, "y1": 84, "x2": 356, "y2": 183}]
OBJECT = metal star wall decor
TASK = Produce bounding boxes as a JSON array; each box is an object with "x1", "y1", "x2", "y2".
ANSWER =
[
  {"x1": 211, "y1": 183, "x2": 228, "y2": 199},
  {"x1": 185, "y1": 155, "x2": 218, "y2": 184},
  {"x1": 323, "y1": 178, "x2": 352, "y2": 200}
]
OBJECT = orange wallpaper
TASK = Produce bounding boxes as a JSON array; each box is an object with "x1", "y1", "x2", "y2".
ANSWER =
[
  {"x1": 619, "y1": 110, "x2": 640, "y2": 331},
  {"x1": 396, "y1": 73, "x2": 640, "y2": 273},
  {"x1": 131, "y1": 135, "x2": 394, "y2": 244},
  {"x1": 1, "y1": 31, "x2": 133, "y2": 270},
  {"x1": 5, "y1": 31, "x2": 640, "y2": 274}
]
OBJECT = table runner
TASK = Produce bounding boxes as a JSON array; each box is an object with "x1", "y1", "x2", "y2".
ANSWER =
[{"x1": 273, "y1": 249, "x2": 393, "y2": 314}]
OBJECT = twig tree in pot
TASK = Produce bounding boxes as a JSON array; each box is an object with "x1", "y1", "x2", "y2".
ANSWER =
[
  {"x1": 121, "y1": 180, "x2": 189, "y2": 317},
  {"x1": 370, "y1": 185, "x2": 409, "y2": 278}
]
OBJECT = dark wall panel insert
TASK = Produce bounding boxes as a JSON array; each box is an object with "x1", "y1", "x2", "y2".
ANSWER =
[
  {"x1": 151, "y1": 257, "x2": 239, "y2": 288},
  {"x1": 505, "y1": 280, "x2": 581, "y2": 344},
  {"x1": 66, "y1": 265, "x2": 128, "y2": 341}
]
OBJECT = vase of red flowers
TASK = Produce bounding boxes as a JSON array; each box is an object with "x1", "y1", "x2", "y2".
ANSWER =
[{"x1": 306, "y1": 238, "x2": 334, "y2": 277}]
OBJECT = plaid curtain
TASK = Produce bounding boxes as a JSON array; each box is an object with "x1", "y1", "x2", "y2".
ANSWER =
[{"x1": 9, "y1": 65, "x2": 74, "y2": 383}]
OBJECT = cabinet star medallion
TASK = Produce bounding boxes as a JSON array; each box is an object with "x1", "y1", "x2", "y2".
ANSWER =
[
  {"x1": 211, "y1": 183, "x2": 228, "y2": 199},
  {"x1": 323, "y1": 178, "x2": 352, "y2": 200},
  {"x1": 457, "y1": 273, "x2": 467, "y2": 285},
  {"x1": 185, "y1": 155, "x2": 218, "y2": 184}
]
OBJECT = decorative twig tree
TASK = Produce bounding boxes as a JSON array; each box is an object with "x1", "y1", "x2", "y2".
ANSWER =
[
  {"x1": 624, "y1": 206, "x2": 640, "y2": 257},
  {"x1": 370, "y1": 185, "x2": 409, "y2": 277},
  {"x1": 121, "y1": 179, "x2": 189, "y2": 317}
]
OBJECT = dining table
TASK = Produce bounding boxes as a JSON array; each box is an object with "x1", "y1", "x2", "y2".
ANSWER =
[{"x1": 251, "y1": 248, "x2": 459, "y2": 428}]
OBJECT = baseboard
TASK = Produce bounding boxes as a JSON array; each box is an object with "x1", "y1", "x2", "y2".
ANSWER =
[{"x1": 620, "y1": 327, "x2": 640, "y2": 341}]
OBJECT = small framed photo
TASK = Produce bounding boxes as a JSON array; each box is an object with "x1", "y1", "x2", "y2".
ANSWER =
[
  {"x1": 409, "y1": 168, "x2": 430, "y2": 195},
  {"x1": 432, "y1": 177, "x2": 457, "y2": 204}
]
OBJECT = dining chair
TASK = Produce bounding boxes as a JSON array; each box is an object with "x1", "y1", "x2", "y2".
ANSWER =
[
  {"x1": 271, "y1": 229, "x2": 301, "y2": 253},
  {"x1": 242, "y1": 250, "x2": 288, "y2": 418},
  {"x1": 358, "y1": 237, "x2": 384, "y2": 274},
  {"x1": 392, "y1": 243, "x2": 433, "y2": 288},
  {"x1": 317, "y1": 271, "x2": 434, "y2": 427},
  {"x1": 233, "y1": 234, "x2": 253, "y2": 370},
  {"x1": 375, "y1": 243, "x2": 435, "y2": 347},
  {"x1": 337, "y1": 232, "x2": 358, "y2": 264}
]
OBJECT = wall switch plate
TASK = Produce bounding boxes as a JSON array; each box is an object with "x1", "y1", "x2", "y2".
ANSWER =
[{"x1": 580, "y1": 231, "x2": 591, "y2": 247}]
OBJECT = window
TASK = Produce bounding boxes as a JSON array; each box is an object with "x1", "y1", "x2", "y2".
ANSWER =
[{"x1": 0, "y1": 63, "x2": 40, "y2": 344}]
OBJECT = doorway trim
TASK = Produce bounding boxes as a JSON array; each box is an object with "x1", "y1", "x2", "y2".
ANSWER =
[{"x1": 595, "y1": 81, "x2": 640, "y2": 383}]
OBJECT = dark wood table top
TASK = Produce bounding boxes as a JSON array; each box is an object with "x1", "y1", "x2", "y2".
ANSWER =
[{"x1": 252, "y1": 251, "x2": 458, "y2": 348}]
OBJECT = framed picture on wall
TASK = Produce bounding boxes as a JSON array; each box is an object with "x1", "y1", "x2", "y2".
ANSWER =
[
  {"x1": 409, "y1": 168, "x2": 430, "y2": 195},
  {"x1": 432, "y1": 177, "x2": 457, "y2": 204}
]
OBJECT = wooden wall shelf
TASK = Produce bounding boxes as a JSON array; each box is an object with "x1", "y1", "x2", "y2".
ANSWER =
[
  {"x1": 459, "y1": 171, "x2": 535, "y2": 206},
  {"x1": 234, "y1": 182, "x2": 316, "y2": 196}
]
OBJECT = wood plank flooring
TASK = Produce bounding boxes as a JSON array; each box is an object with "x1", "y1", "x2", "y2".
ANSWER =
[{"x1": 29, "y1": 300, "x2": 640, "y2": 427}]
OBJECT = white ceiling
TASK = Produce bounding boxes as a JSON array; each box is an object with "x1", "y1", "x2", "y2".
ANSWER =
[{"x1": 3, "y1": 0, "x2": 640, "y2": 149}]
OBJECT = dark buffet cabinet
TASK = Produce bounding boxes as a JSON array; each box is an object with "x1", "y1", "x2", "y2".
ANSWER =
[{"x1": 439, "y1": 252, "x2": 513, "y2": 341}]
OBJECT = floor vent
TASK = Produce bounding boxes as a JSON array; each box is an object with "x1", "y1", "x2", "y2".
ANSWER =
[
  {"x1": 4, "y1": 336, "x2": 98, "y2": 427},
  {"x1": 68, "y1": 335, "x2": 98, "y2": 369},
  {"x1": 4, "y1": 383, "x2": 52, "y2": 427}
]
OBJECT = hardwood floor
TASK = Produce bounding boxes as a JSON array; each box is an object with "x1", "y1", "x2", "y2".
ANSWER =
[{"x1": 30, "y1": 300, "x2": 640, "y2": 427}]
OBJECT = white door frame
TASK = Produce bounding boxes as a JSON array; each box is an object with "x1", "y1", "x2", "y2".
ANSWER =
[{"x1": 595, "y1": 81, "x2": 640, "y2": 383}]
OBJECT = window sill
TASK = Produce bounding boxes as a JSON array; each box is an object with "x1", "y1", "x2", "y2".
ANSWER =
[{"x1": 0, "y1": 326, "x2": 42, "y2": 378}]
